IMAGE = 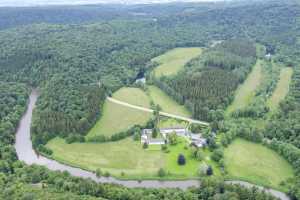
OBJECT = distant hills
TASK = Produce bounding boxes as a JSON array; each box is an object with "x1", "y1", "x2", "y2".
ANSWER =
[{"x1": 1, "y1": 0, "x2": 235, "y2": 7}]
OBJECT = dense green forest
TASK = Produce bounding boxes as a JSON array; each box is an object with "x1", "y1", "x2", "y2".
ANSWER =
[
  {"x1": 1, "y1": 0, "x2": 300, "y2": 199},
  {"x1": 153, "y1": 40, "x2": 257, "y2": 121}
]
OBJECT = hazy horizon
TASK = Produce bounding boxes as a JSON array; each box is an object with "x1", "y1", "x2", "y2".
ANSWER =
[{"x1": 0, "y1": 0, "x2": 232, "y2": 7}]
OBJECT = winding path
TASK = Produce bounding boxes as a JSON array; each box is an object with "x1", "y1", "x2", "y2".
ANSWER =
[
  {"x1": 107, "y1": 97, "x2": 209, "y2": 126},
  {"x1": 14, "y1": 90, "x2": 290, "y2": 199}
]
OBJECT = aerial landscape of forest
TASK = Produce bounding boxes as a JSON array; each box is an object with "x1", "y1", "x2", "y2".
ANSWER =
[{"x1": 0, "y1": 0, "x2": 300, "y2": 199}]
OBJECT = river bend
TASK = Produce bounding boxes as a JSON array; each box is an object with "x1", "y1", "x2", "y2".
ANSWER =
[{"x1": 14, "y1": 90, "x2": 290, "y2": 199}]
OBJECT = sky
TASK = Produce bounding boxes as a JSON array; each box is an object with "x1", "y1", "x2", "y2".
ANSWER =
[{"x1": 0, "y1": 0, "x2": 231, "y2": 7}]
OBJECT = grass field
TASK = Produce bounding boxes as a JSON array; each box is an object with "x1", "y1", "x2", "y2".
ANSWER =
[
  {"x1": 226, "y1": 60, "x2": 262, "y2": 114},
  {"x1": 148, "y1": 85, "x2": 191, "y2": 117},
  {"x1": 47, "y1": 137, "x2": 165, "y2": 176},
  {"x1": 152, "y1": 47, "x2": 202, "y2": 77},
  {"x1": 159, "y1": 118, "x2": 188, "y2": 128},
  {"x1": 86, "y1": 88, "x2": 152, "y2": 138},
  {"x1": 86, "y1": 100, "x2": 151, "y2": 138},
  {"x1": 113, "y1": 87, "x2": 151, "y2": 107},
  {"x1": 224, "y1": 138, "x2": 294, "y2": 190},
  {"x1": 46, "y1": 137, "x2": 218, "y2": 179},
  {"x1": 268, "y1": 67, "x2": 293, "y2": 111}
]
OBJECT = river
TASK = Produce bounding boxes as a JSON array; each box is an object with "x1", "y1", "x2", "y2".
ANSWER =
[{"x1": 14, "y1": 90, "x2": 291, "y2": 199}]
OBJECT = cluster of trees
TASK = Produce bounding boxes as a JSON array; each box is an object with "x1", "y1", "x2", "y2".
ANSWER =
[
  {"x1": 266, "y1": 140, "x2": 300, "y2": 199},
  {"x1": 1, "y1": 0, "x2": 300, "y2": 199},
  {"x1": 153, "y1": 40, "x2": 256, "y2": 121},
  {"x1": 0, "y1": 82, "x2": 29, "y2": 146}
]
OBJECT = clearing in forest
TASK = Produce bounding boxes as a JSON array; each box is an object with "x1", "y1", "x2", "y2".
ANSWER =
[
  {"x1": 152, "y1": 47, "x2": 202, "y2": 77},
  {"x1": 46, "y1": 137, "x2": 219, "y2": 179},
  {"x1": 224, "y1": 138, "x2": 294, "y2": 190},
  {"x1": 148, "y1": 85, "x2": 191, "y2": 117},
  {"x1": 86, "y1": 88, "x2": 151, "y2": 138},
  {"x1": 226, "y1": 60, "x2": 262, "y2": 114},
  {"x1": 268, "y1": 67, "x2": 293, "y2": 111}
]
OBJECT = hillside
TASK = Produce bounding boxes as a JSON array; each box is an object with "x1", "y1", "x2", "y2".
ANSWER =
[{"x1": 1, "y1": 0, "x2": 300, "y2": 199}]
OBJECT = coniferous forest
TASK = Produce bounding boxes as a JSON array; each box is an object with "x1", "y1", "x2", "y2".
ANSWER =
[{"x1": 1, "y1": 0, "x2": 300, "y2": 199}]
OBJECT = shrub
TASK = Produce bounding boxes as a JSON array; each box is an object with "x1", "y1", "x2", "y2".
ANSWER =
[
  {"x1": 168, "y1": 132, "x2": 178, "y2": 145},
  {"x1": 161, "y1": 144, "x2": 168, "y2": 151},
  {"x1": 96, "y1": 168, "x2": 102, "y2": 177},
  {"x1": 158, "y1": 168, "x2": 166, "y2": 177},
  {"x1": 37, "y1": 145, "x2": 53, "y2": 156},
  {"x1": 104, "y1": 171, "x2": 110, "y2": 177},
  {"x1": 198, "y1": 163, "x2": 209, "y2": 176},
  {"x1": 143, "y1": 142, "x2": 148, "y2": 149},
  {"x1": 196, "y1": 151, "x2": 204, "y2": 161},
  {"x1": 177, "y1": 154, "x2": 186, "y2": 165}
]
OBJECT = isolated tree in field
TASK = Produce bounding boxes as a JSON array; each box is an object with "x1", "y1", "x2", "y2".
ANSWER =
[
  {"x1": 206, "y1": 166, "x2": 213, "y2": 176},
  {"x1": 177, "y1": 154, "x2": 186, "y2": 165}
]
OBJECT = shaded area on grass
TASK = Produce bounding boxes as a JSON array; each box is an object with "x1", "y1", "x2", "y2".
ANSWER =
[{"x1": 224, "y1": 138, "x2": 294, "y2": 191}]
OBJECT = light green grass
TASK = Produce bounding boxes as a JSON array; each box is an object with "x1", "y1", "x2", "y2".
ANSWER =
[
  {"x1": 152, "y1": 47, "x2": 202, "y2": 77},
  {"x1": 47, "y1": 137, "x2": 165, "y2": 176},
  {"x1": 226, "y1": 60, "x2": 262, "y2": 114},
  {"x1": 268, "y1": 67, "x2": 293, "y2": 111},
  {"x1": 86, "y1": 88, "x2": 152, "y2": 138},
  {"x1": 113, "y1": 87, "x2": 151, "y2": 107},
  {"x1": 86, "y1": 100, "x2": 151, "y2": 138},
  {"x1": 46, "y1": 137, "x2": 218, "y2": 179},
  {"x1": 159, "y1": 118, "x2": 188, "y2": 129},
  {"x1": 224, "y1": 138, "x2": 294, "y2": 190},
  {"x1": 148, "y1": 85, "x2": 191, "y2": 117}
]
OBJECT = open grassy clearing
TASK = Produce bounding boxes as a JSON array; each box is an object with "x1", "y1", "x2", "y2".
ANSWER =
[
  {"x1": 152, "y1": 47, "x2": 202, "y2": 77},
  {"x1": 47, "y1": 137, "x2": 165, "y2": 176},
  {"x1": 86, "y1": 87, "x2": 151, "y2": 138},
  {"x1": 148, "y1": 85, "x2": 191, "y2": 117},
  {"x1": 86, "y1": 100, "x2": 151, "y2": 138},
  {"x1": 159, "y1": 118, "x2": 188, "y2": 129},
  {"x1": 268, "y1": 67, "x2": 293, "y2": 111},
  {"x1": 226, "y1": 60, "x2": 262, "y2": 114},
  {"x1": 46, "y1": 137, "x2": 218, "y2": 179},
  {"x1": 224, "y1": 138, "x2": 294, "y2": 190},
  {"x1": 113, "y1": 87, "x2": 151, "y2": 107}
]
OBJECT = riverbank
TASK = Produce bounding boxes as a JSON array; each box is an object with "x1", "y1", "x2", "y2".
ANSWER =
[{"x1": 14, "y1": 90, "x2": 290, "y2": 200}]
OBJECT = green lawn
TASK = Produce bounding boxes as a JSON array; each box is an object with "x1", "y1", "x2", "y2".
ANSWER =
[
  {"x1": 47, "y1": 137, "x2": 165, "y2": 177},
  {"x1": 148, "y1": 85, "x2": 191, "y2": 117},
  {"x1": 113, "y1": 87, "x2": 151, "y2": 107},
  {"x1": 159, "y1": 118, "x2": 188, "y2": 129},
  {"x1": 86, "y1": 88, "x2": 152, "y2": 138},
  {"x1": 268, "y1": 67, "x2": 293, "y2": 111},
  {"x1": 226, "y1": 60, "x2": 262, "y2": 114},
  {"x1": 46, "y1": 137, "x2": 218, "y2": 179},
  {"x1": 152, "y1": 47, "x2": 202, "y2": 77},
  {"x1": 224, "y1": 138, "x2": 294, "y2": 190}
]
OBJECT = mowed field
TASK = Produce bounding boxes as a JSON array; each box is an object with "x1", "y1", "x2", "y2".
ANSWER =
[
  {"x1": 148, "y1": 85, "x2": 191, "y2": 117},
  {"x1": 152, "y1": 47, "x2": 202, "y2": 77},
  {"x1": 268, "y1": 67, "x2": 293, "y2": 111},
  {"x1": 46, "y1": 137, "x2": 215, "y2": 179},
  {"x1": 86, "y1": 88, "x2": 151, "y2": 138},
  {"x1": 226, "y1": 60, "x2": 262, "y2": 114},
  {"x1": 47, "y1": 137, "x2": 165, "y2": 176},
  {"x1": 224, "y1": 139, "x2": 294, "y2": 190},
  {"x1": 113, "y1": 87, "x2": 151, "y2": 107}
]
